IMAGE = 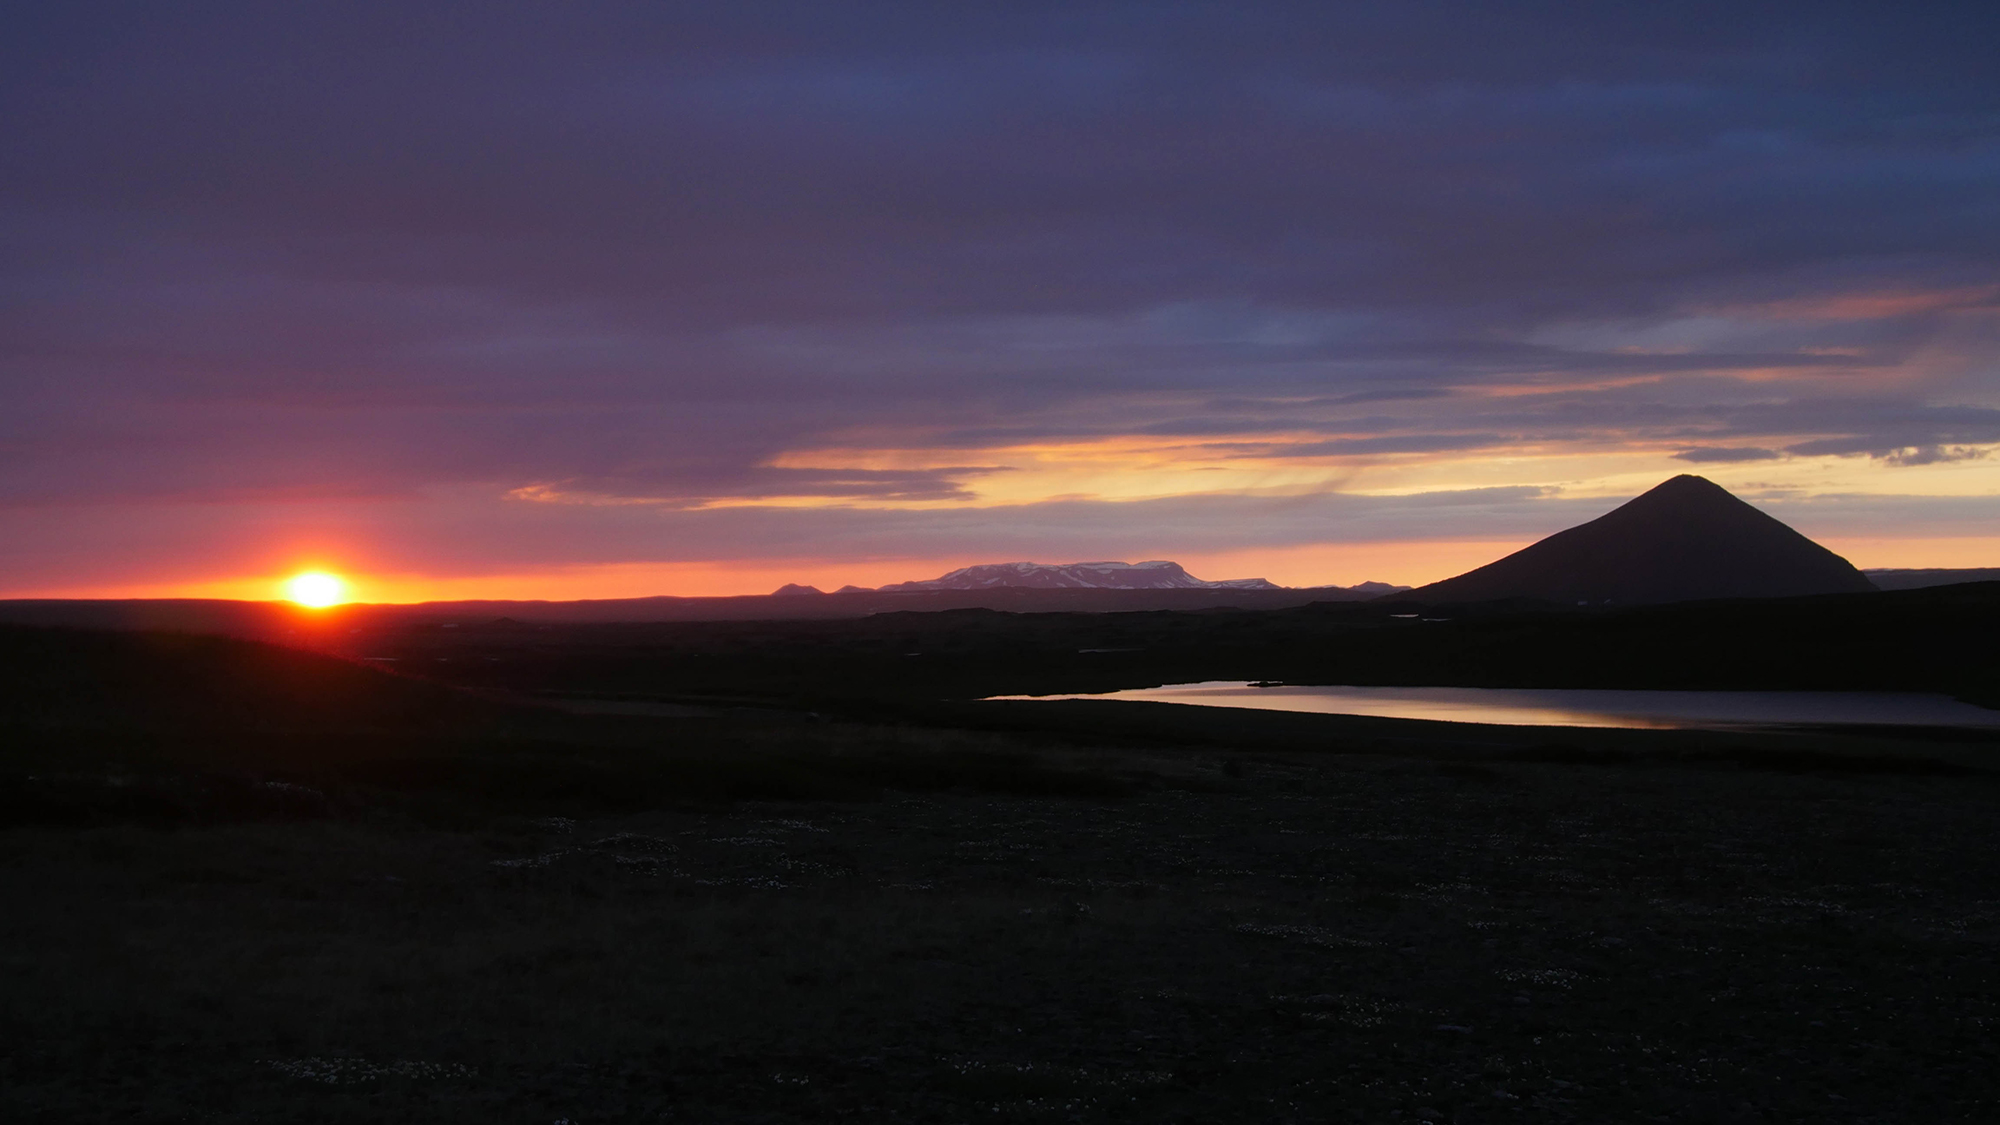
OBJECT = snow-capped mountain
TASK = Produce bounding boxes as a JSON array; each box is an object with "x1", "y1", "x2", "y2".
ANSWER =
[{"x1": 871, "y1": 560, "x2": 1282, "y2": 592}]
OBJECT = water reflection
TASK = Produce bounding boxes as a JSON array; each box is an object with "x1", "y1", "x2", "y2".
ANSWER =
[{"x1": 989, "y1": 682, "x2": 2000, "y2": 731}]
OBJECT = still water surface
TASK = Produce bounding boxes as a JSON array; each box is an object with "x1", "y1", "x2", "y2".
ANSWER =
[{"x1": 990, "y1": 682, "x2": 2000, "y2": 730}]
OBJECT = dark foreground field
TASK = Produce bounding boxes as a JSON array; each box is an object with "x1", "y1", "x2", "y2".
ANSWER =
[
  {"x1": 5, "y1": 624, "x2": 2000, "y2": 1122},
  {"x1": 9, "y1": 740, "x2": 2000, "y2": 1121}
]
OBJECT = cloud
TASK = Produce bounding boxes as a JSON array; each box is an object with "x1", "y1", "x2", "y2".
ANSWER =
[
  {"x1": 508, "y1": 465, "x2": 1007, "y2": 508},
  {"x1": 1, "y1": 2, "x2": 1997, "y2": 590},
  {"x1": 1672, "y1": 447, "x2": 1782, "y2": 463},
  {"x1": 1252, "y1": 434, "x2": 1509, "y2": 457},
  {"x1": 1783, "y1": 441, "x2": 1989, "y2": 466}
]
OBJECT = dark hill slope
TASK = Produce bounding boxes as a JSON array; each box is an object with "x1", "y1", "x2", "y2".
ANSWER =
[
  {"x1": 0, "y1": 625, "x2": 507, "y2": 825},
  {"x1": 1406, "y1": 475, "x2": 1875, "y2": 605},
  {"x1": 0, "y1": 625, "x2": 470, "y2": 731},
  {"x1": 0, "y1": 625, "x2": 1140, "y2": 827}
]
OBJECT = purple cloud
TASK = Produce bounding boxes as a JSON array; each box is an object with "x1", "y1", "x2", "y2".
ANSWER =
[{"x1": 1673, "y1": 447, "x2": 1783, "y2": 464}]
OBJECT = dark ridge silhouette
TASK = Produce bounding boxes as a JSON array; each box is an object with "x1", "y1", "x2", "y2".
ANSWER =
[
  {"x1": 0, "y1": 624, "x2": 469, "y2": 731},
  {"x1": 1866, "y1": 567, "x2": 2000, "y2": 591},
  {"x1": 1403, "y1": 475, "x2": 1877, "y2": 605}
]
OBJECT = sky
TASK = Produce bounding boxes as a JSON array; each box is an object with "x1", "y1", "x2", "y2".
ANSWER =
[{"x1": 4, "y1": 1, "x2": 1998, "y2": 601}]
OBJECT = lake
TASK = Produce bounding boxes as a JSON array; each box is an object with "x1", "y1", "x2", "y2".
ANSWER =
[{"x1": 987, "y1": 681, "x2": 2000, "y2": 731}]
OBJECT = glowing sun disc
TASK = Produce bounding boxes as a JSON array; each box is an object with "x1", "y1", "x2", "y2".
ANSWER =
[{"x1": 284, "y1": 571, "x2": 347, "y2": 608}]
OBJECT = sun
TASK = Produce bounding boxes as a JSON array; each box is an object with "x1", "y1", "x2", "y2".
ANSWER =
[{"x1": 283, "y1": 571, "x2": 348, "y2": 608}]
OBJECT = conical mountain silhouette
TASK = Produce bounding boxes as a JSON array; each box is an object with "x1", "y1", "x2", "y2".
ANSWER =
[{"x1": 1405, "y1": 475, "x2": 1877, "y2": 605}]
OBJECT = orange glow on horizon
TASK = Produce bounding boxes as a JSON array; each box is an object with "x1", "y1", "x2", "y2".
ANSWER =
[
  {"x1": 11, "y1": 536, "x2": 1998, "y2": 605},
  {"x1": 1815, "y1": 537, "x2": 2000, "y2": 572},
  {"x1": 86, "y1": 544, "x2": 1514, "y2": 603},
  {"x1": 283, "y1": 571, "x2": 349, "y2": 608}
]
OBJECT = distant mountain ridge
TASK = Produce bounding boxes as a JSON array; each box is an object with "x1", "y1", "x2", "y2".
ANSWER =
[
  {"x1": 867, "y1": 560, "x2": 1281, "y2": 593},
  {"x1": 773, "y1": 560, "x2": 1408, "y2": 597},
  {"x1": 1403, "y1": 475, "x2": 1877, "y2": 606},
  {"x1": 1865, "y1": 568, "x2": 2000, "y2": 591}
]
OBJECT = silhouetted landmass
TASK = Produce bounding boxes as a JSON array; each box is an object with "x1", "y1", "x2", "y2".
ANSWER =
[
  {"x1": 1866, "y1": 567, "x2": 2000, "y2": 590},
  {"x1": 4, "y1": 607, "x2": 1995, "y2": 834},
  {"x1": 8, "y1": 592, "x2": 2000, "y2": 1122},
  {"x1": 9, "y1": 580, "x2": 1996, "y2": 831},
  {"x1": 1406, "y1": 475, "x2": 1877, "y2": 605},
  {"x1": 339, "y1": 582, "x2": 1994, "y2": 709},
  {"x1": 9, "y1": 579, "x2": 1997, "y2": 718}
]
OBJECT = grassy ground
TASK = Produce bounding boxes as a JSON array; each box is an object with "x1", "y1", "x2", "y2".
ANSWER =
[{"x1": 6, "y1": 733, "x2": 2000, "y2": 1123}]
